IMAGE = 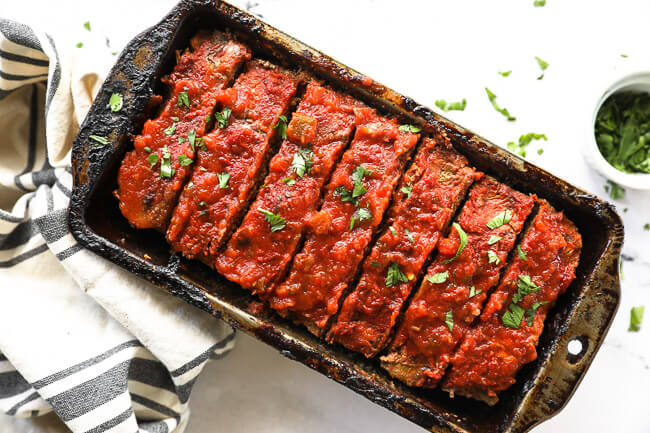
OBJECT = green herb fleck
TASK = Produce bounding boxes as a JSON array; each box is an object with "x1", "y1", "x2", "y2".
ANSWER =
[
  {"x1": 604, "y1": 180, "x2": 625, "y2": 200},
  {"x1": 629, "y1": 305, "x2": 645, "y2": 332},
  {"x1": 196, "y1": 137, "x2": 207, "y2": 151},
  {"x1": 445, "y1": 310, "x2": 454, "y2": 332},
  {"x1": 164, "y1": 122, "x2": 176, "y2": 136},
  {"x1": 272, "y1": 115, "x2": 288, "y2": 139},
  {"x1": 160, "y1": 145, "x2": 174, "y2": 178},
  {"x1": 186, "y1": 129, "x2": 197, "y2": 151},
  {"x1": 485, "y1": 87, "x2": 516, "y2": 121},
  {"x1": 109, "y1": 93, "x2": 123, "y2": 112},
  {"x1": 89, "y1": 135, "x2": 109, "y2": 146},
  {"x1": 469, "y1": 286, "x2": 481, "y2": 298},
  {"x1": 399, "y1": 124, "x2": 421, "y2": 133},
  {"x1": 187, "y1": 181, "x2": 194, "y2": 189},
  {"x1": 177, "y1": 88, "x2": 190, "y2": 108},
  {"x1": 215, "y1": 108, "x2": 232, "y2": 129},
  {"x1": 517, "y1": 245, "x2": 528, "y2": 261},
  {"x1": 350, "y1": 206, "x2": 372, "y2": 231},
  {"x1": 487, "y1": 210, "x2": 512, "y2": 229},
  {"x1": 282, "y1": 177, "x2": 296, "y2": 186},
  {"x1": 218, "y1": 172, "x2": 230, "y2": 189},
  {"x1": 499, "y1": 70, "x2": 512, "y2": 77},
  {"x1": 502, "y1": 303, "x2": 526, "y2": 329},
  {"x1": 644, "y1": 223, "x2": 650, "y2": 230},
  {"x1": 426, "y1": 271, "x2": 449, "y2": 284},
  {"x1": 291, "y1": 148, "x2": 314, "y2": 178},
  {"x1": 443, "y1": 223, "x2": 468, "y2": 264},
  {"x1": 258, "y1": 208, "x2": 286, "y2": 232},
  {"x1": 197, "y1": 210, "x2": 207, "y2": 217},
  {"x1": 144, "y1": 147, "x2": 151, "y2": 153},
  {"x1": 177, "y1": 154, "x2": 193, "y2": 167},
  {"x1": 178, "y1": 136, "x2": 187, "y2": 144},
  {"x1": 435, "y1": 99, "x2": 467, "y2": 112},
  {"x1": 401, "y1": 185, "x2": 413, "y2": 199},
  {"x1": 83, "y1": 21, "x2": 91, "y2": 31},
  {"x1": 371, "y1": 261, "x2": 381, "y2": 268},
  {"x1": 533, "y1": 0, "x2": 546, "y2": 6},
  {"x1": 487, "y1": 250, "x2": 500, "y2": 264},
  {"x1": 405, "y1": 228, "x2": 415, "y2": 244},
  {"x1": 76, "y1": 42, "x2": 83, "y2": 48},
  {"x1": 535, "y1": 56, "x2": 549, "y2": 80},
  {"x1": 526, "y1": 301, "x2": 548, "y2": 326},
  {"x1": 389, "y1": 226, "x2": 398, "y2": 236},
  {"x1": 148, "y1": 153, "x2": 159, "y2": 169},
  {"x1": 488, "y1": 235, "x2": 502, "y2": 245},
  {"x1": 334, "y1": 186, "x2": 355, "y2": 203},
  {"x1": 386, "y1": 262, "x2": 408, "y2": 288},
  {"x1": 507, "y1": 133, "x2": 547, "y2": 157},
  {"x1": 352, "y1": 165, "x2": 372, "y2": 198},
  {"x1": 513, "y1": 274, "x2": 540, "y2": 304}
]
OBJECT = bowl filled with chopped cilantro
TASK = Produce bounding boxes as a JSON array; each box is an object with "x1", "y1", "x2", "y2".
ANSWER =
[{"x1": 588, "y1": 71, "x2": 650, "y2": 189}]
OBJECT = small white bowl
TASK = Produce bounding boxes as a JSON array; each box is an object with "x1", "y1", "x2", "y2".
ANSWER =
[{"x1": 584, "y1": 71, "x2": 650, "y2": 190}]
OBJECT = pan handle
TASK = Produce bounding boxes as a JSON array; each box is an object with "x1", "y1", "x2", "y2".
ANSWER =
[{"x1": 509, "y1": 239, "x2": 622, "y2": 433}]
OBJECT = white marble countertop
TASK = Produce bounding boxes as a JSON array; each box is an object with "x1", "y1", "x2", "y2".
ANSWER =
[{"x1": 4, "y1": 1, "x2": 650, "y2": 432}]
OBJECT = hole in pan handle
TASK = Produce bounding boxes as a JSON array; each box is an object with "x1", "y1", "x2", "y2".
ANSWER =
[{"x1": 566, "y1": 335, "x2": 589, "y2": 364}]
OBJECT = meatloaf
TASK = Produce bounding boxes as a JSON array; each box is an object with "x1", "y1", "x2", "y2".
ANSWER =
[
  {"x1": 441, "y1": 200, "x2": 581, "y2": 405},
  {"x1": 116, "y1": 30, "x2": 250, "y2": 231},
  {"x1": 327, "y1": 135, "x2": 477, "y2": 357},
  {"x1": 381, "y1": 176, "x2": 534, "y2": 387}
]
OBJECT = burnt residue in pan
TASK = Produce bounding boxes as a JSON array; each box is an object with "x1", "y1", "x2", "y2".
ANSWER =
[{"x1": 68, "y1": 1, "x2": 623, "y2": 432}]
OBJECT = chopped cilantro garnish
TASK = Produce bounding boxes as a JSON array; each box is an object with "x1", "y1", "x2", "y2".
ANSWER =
[
  {"x1": 389, "y1": 226, "x2": 397, "y2": 236},
  {"x1": 350, "y1": 206, "x2": 372, "y2": 231},
  {"x1": 187, "y1": 129, "x2": 197, "y2": 151},
  {"x1": 517, "y1": 245, "x2": 528, "y2": 261},
  {"x1": 533, "y1": 0, "x2": 545, "y2": 6},
  {"x1": 148, "y1": 153, "x2": 159, "y2": 169},
  {"x1": 352, "y1": 165, "x2": 372, "y2": 196},
  {"x1": 76, "y1": 42, "x2": 83, "y2": 48},
  {"x1": 535, "y1": 56, "x2": 549, "y2": 80},
  {"x1": 507, "y1": 133, "x2": 547, "y2": 157},
  {"x1": 405, "y1": 228, "x2": 415, "y2": 243},
  {"x1": 178, "y1": 136, "x2": 186, "y2": 144},
  {"x1": 272, "y1": 115, "x2": 288, "y2": 139},
  {"x1": 526, "y1": 301, "x2": 548, "y2": 326},
  {"x1": 399, "y1": 124, "x2": 421, "y2": 133},
  {"x1": 443, "y1": 223, "x2": 467, "y2": 264},
  {"x1": 187, "y1": 181, "x2": 194, "y2": 189},
  {"x1": 215, "y1": 108, "x2": 232, "y2": 129},
  {"x1": 499, "y1": 70, "x2": 512, "y2": 77},
  {"x1": 629, "y1": 305, "x2": 645, "y2": 332},
  {"x1": 177, "y1": 154, "x2": 193, "y2": 167},
  {"x1": 282, "y1": 177, "x2": 296, "y2": 186},
  {"x1": 89, "y1": 135, "x2": 109, "y2": 146},
  {"x1": 109, "y1": 93, "x2": 123, "y2": 112},
  {"x1": 401, "y1": 185, "x2": 413, "y2": 199},
  {"x1": 537, "y1": 148, "x2": 544, "y2": 155},
  {"x1": 83, "y1": 21, "x2": 91, "y2": 31},
  {"x1": 445, "y1": 310, "x2": 454, "y2": 332},
  {"x1": 177, "y1": 88, "x2": 190, "y2": 108},
  {"x1": 604, "y1": 180, "x2": 625, "y2": 200},
  {"x1": 258, "y1": 208, "x2": 286, "y2": 232},
  {"x1": 426, "y1": 271, "x2": 449, "y2": 284},
  {"x1": 487, "y1": 210, "x2": 512, "y2": 229},
  {"x1": 502, "y1": 303, "x2": 526, "y2": 329},
  {"x1": 469, "y1": 286, "x2": 481, "y2": 298},
  {"x1": 370, "y1": 261, "x2": 381, "y2": 268},
  {"x1": 291, "y1": 148, "x2": 314, "y2": 178},
  {"x1": 199, "y1": 201, "x2": 207, "y2": 207},
  {"x1": 435, "y1": 99, "x2": 467, "y2": 112},
  {"x1": 513, "y1": 274, "x2": 540, "y2": 304},
  {"x1": 196, "y1": 137, "x2": 207, "y2": 151},
  {"x1": 218, "y1": 172, "x2": 230, "y2": 189},
  {"x1": 334, "y1": 186, "x2": 355, "y2": 203},
  {"x1": 485, "y1": 87, "x2": 516, "y2": 121},
  {"x1": 487, "y1": 250, "x2": 500, "y2": 264},
  {"x1": 385, "y1": 262, "x2": 408, "y2": 288},
  {"x1": 164, "y1": 122, "x2": 176, "y2": 136},
  {"x1": 488, "y1": 235, "x2": 502, "y2": 245},
  {"x1": 160, "y1": 145, "x2": 174, "y2": 178},
  {"x1": 144, "y1": 147, "x2": 151, "y2": 153},
  {"x1": 644, "y1": 223, "x2": 650, "y2": 230},
  {"x1": 197, "y1": 210, "x2": 207, "y2": 217}
]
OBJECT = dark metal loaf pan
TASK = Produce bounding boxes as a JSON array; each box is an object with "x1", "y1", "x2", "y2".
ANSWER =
[{"x1": 68, "y1": 1, "x2": 623, "y2": 431}]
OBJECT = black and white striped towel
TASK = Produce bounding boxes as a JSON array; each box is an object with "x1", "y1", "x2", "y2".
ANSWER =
[{"x1": 0, "y1": 18, "x2": 236, "y2": 433}]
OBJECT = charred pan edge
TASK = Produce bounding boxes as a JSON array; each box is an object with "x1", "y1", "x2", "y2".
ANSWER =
[{"x1": 68, "y1": 1, "x2": 623, "y2": 432}]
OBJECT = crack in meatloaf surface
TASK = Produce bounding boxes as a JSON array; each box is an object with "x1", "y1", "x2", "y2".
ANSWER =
[
  {"x1": 441, "y1": 199, "x2": 581, "y2": 405},
  {"x1": 116, "y1": 30, "x2": 250, "y2": 231},
  {"x1": 327, "y1": 135, "x2": 478, "y2": 358},
  {"x1": 381, "y1": 176, "x2": 535, "y2": 388}
]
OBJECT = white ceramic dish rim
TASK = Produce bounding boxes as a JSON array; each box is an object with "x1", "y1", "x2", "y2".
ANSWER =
[{"x1": 584, "y1": 70, "x2": 650, "y2": 190}]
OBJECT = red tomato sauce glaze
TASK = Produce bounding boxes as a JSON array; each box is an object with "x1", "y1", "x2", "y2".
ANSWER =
[
  {"x1": 116, "y1": 31, "x2": 251, "y2": 231},
  {"x1": 216, "y1": 82, "x2": 365, "y2": 293},
  {"x1": 166, "y1": 61, "x2": 299, "y2": 262},
  {"x1": 442, "y1": 200, "x2": 581, "y2": 405},
  {"x1": 381, "y1": 176, "x2": 534, "y2": 387},
  {"x1": 267, "y1": 109, "x2": 419, "y2": 336},
  {"x1": 327, "y1": 135, "x2": 478, "y2": 357}
]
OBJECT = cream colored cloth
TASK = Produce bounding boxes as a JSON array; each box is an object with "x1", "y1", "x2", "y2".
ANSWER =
[{"x1": 0, "y1": 18, "x2": 235, "y2": 433}]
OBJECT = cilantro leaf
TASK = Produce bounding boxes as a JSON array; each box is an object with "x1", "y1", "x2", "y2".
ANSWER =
[
  {"x1": 435, "y1": 99, "x2": 467, "y2": 112},
  {"x1": 445, "y1": 310, "x2": 454, "y2": 332},
  {"x1": 401, "y1": 185, "x2": 413, "y2": 199},
  {"x1": 258, "y1": 208, "x2": 286, "y2": 232},
  {"x1": 399, "y1": 124, "x2": 421, "y2": 133},
  {"x1": 187, "y1": 129, "x2": 197, "y2": 151},
  {"x1": 405, "y1": 228, "x2": 415, "y2": 244},
  {"x1": 334, "y1": 186, "x2": 355, "y2": 203},
  {"x1": 282, "y1": 177, "x2": 296, "y2": 186},
  {"x1": 218, "y1": 172, "x2": 230, "y2": 188},
  {"x1": 164, "y1": 122, "x2": 176, "y2": 136},
  {"x1": 469, "y1": 286, "x2": 481, "y2": 298},
  {"x1": 426, "y1": 271, "x2": 449, "y2": 284},
  {"x1": 526, "y1": 301, "x2": 548, "y2": 326},
  {"x1": 488, "y1": 235, "x2": 502, "y2": 245},
  {"x1": 487, "y1": 250, "x2": 500, "y2": 264},
  {"x1": 215, "y1": 108, "x2": 231, "y2": 129},
  {"x1": 385, "y1": 262, "x2": 408, "y2": 288},
  {"x1": 350, "y1": 206, "x2": 372, "y2": 231},
  {"x1": 443, "y1": 223, "x2": 468, "y2": 264},
  {"x1": 148, "y1": 153, "x2": 159, "y2": 169},
  {"x1": 535, "y1": 56, "x2": 549, "y2": 80},
  {"x1": 517, "y1": 245, "x2": 528, "y2": 260},
  {"x1": 160, "y1": 145, "x2": 174, "y2": 178},
  {"x1": 109, "y1": 93, "x2": 123, "y2": 112},
  {"x1": 177, "y1": 88, "x2": 190, "y2": 108},
  {"x1": 291, "y1": 148, "x2": 314, "y2": 178},
  {"x1": 629, "y1": 305, "x2": 645, "y2": 332},
  {"x1": 533, "y1": 0, "x2": 546, "y2": 6},
  {"x1": 499, "y1": 70, "x2": 512, "y2": 77},
  {"x1": 83, "y1": 21, "x2": 91, "y2": 31},
  {"x1": 177, "y1": 154, "x2": 193, "y2": 167},
  {"x1": 502, "y1": 303, "x2": 526, "y2": 329},
  {"x1": 487, "y1": 210, "x2": 512, "y2": 229},
  {"x1": 485, "y1": 87, "x2": 516, "y2": 121},
  {"x1": 604, "y1": 180, "x2": 625, "y2": 200},
  {"x1": 272, "y1": 115, "x2": 288, "y2": 139},
  {"x1": 512, "y1": 274, "x2": 540, "y2": 304}
]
